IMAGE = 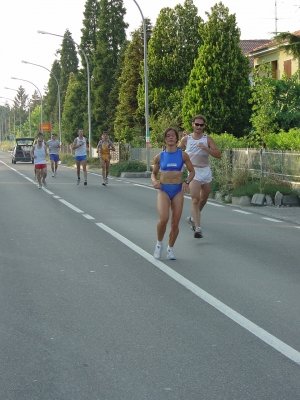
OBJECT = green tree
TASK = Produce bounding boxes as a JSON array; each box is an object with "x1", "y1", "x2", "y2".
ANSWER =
[
  {"x1": 114, "y1": 22, "x2": 152, "y2": 144},
  {"x1": 23, "y1": 105, "x2": 42, "y2": 137},
  {"x1": 59, "y1": 29, "x2": 79, "y2": 109},
  {"x1": 249, "y1": 62, "x2": 278, "y2": 143},
  {"x1": 182, "y1": 2, "x2": 251, "y2": 136},
  {"x1": 43, "y1": 60, "x2": 61, "y2": 130},
  {"x1": 139, "y1": 0, "x2": 202, "y2": 123},
  {"x1": 105, "y1": 39, "x2": 129, "y2": 140},
  {"x1": 12, "y1": 86, "x2": 28, "y2": 135},
  {"x1": 79, "y1": 0, "x2": 101, "y2": 143},
  {"x1": 80, "y1": 0, "x2": 100, "y2": 73},
  {"x1": 62, "y1": 72, "x2": 86, "y2": 144},
  {"x1": 92, "y1": 0, "x2": 128, "y2": 133},
  {"x1": 273, "y1": 72, "x2": 300, "y2": 131}
]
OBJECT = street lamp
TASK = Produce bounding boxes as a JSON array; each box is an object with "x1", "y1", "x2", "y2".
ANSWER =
[
  {"x1": 4, "y1": 87, "x2": 22, "y2": 135},
  {"x1": 0, "y1": 97, "x2": 16, "y2": 137},
  {"x1": 22, "y1": 60, "x2": 62, "y2": 144},
  {"x1": 38, "y1": 30, "x2": 92, "y2": 156},
  {"x1": 11, "y1": 77, "x2": 43, "y2": 133},
  {"x1": 132, "y1": 0, "x2": 150, "y2": 171}
]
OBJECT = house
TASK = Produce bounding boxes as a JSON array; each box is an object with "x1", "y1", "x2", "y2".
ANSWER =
[
  {"x1": 239, "y1": 40, "x2": 270, "y2": 67},
  {"x1": 246, "y1": 30, "x2": 300, "y2": 79}
]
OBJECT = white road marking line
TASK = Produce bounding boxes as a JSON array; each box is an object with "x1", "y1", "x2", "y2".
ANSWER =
[
  {"x1": 42, "y1": 188, "x2": 54, "y2": 194},
  {"x1": 134, "y1": 184, "x2": 153, "y2": 189},
  {"x1": 207, "y1": 202, "x2": 224, "y2": 207},
  {"x1": 233, "y1": 210, "x2": 252, "y2": 214},
  {"x1": 96, "y1": 222, "x2": 300, "y2": 366},
  {"x1": 58, "y1": 199, "x2": 84, "y2": 213},
  {"x1": 83, "y1": 214, "x2": 95, "y2": 219},
  {"x1": 262, "y1": 217, "x2": 283, "y2": 222},
  {"x1": 53, "y1": 195, "x2": 60, "y2": 199}
]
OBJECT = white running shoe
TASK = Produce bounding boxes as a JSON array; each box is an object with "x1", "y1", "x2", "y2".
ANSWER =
[
  {"x1": 52, "y1": 173, "x2": 55, "y2": 177},
  {"x1": 194, "y1": 227, "x2": 203, "y2": 239},
  {"x1": 105, "y1": 178, "x2": 108, "y2": 185},
  {"x1": 166, "y1": 248, "x2": 176, "y2": 260},
  {"x1": 37, "y1": 184, "x2": 42, "y2": 189},
  {"x1": 186, "y1": 215, "x2": 195, "y2": 231},
  {"x1": 54, "y1": 171, "x2": 57, "y2": 177},
  {"x1": 77, "y1": 178, "x2": 80, "y2": 185},
  {"x1": 42, "y1": 180, "x2": 47, "y2": 187},
  {"x1": 153, "y1": 243, "x2": 163, "y2": 260}
]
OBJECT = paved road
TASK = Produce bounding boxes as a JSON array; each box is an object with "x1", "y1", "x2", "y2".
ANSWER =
[{"x1": 1, "y1": 151, "x2": 300, "y2": 399}]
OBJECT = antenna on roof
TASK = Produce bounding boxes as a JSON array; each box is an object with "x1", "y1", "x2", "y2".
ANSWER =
[{"x1": 261, "y1": 0, "x2": 289, "y2": 35}]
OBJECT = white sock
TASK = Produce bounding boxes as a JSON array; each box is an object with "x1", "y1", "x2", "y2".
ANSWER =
[
  {"x1": 157, "y1": 241, "x2": 163, "y2": 247},
  {"x1": 167, "y1": 245, "x2": 173, "y2": 252}
]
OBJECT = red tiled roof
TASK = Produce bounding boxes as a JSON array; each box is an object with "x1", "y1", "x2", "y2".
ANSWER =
[
  {"x1": 239, "y1": 40, "x2": 269, "y2": 67},
  {"x1": 247, "y1": 30, "x2": 300, "y2": 53},
  {"x1": 239, "y1": 40, "x2": 270, "y2": 54}
]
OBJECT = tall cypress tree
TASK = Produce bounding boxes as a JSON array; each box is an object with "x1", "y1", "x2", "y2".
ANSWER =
[
  {"x1": 92, "y1": 0, "x2": 128, "y2": 134},
  {"x1": 62, "y1": 72, "x2": 87, "y2": 143},
  {"x1": 80, "y1": 0, "x2": 100, "y2": 73},
  {"x1": 114, "y1": 20, "x2": 152, "y2": 143},
  {"x1": 139, "y1": 0, "x2": 202, "y2": 119},
  {"x1": 44, "y1": 60, "x2": 61, "y2": 127},
  {"x1": 59, "y1": 29, "x2": 79, "y2": 111},
  {"x1": 182, "y1": 2, "x2": 251, "y2": 136}
]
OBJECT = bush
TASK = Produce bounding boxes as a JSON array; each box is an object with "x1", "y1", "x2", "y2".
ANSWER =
[
  {"x1": 109, "y1": 161, "x2": 148, "y2": 177},
  {"x1": 231, "y1": 175, "x2": 299, "y2": 198}
]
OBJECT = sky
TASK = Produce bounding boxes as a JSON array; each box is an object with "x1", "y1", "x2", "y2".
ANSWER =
[{"x1": 0, "y1": 0, "x2": 300, "y2": 102}]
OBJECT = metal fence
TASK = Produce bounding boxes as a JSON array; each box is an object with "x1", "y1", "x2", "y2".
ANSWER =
[
  {"x1": 130, "y1": 147, "x2": 161, "y2": 163},
  {"x1": 229, "y1": 149, "x2": 300, "y2": 182},
  {"x1": 60, "y1": 145, "x2": 300, "y2": 182},
  {"x1": 61, "y1": 144, "x2": 120, "y2": 162}
]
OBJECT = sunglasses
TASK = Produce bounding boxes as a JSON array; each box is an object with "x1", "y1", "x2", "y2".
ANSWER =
[{"x1": 194, "y1": 123, "x2": 205, "y2": 127}]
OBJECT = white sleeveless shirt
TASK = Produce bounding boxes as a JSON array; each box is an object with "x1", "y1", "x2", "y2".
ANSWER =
[
  {"x1": 34, "y1": 142, "x2": 46, "y2": 165},
  {"x1": 185, "y1": 134, "x2": 210, "y2": 167},
  {"x1": 75, "y1": 137, "x2": 87, "y2": 156}
]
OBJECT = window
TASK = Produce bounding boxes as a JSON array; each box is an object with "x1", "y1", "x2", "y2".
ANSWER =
[
  {"x1": 271, "y1": 60, "x2": 278, "y2": 79},
  {"x1": 284, "y1": 59, "x2": 292, "y2": 78}
]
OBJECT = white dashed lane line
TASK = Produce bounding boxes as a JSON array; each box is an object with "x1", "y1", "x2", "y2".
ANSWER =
[
  {"x1": 233, "y1": 210, "x2": 252, "y2": 215},
  {"x1": 83, "y1": 214, "x2": 95, "y2": 220},
  {"x1": 96, "y1": 222, "x2": 300, "y2": 366},
  {"x1": 262, "y1": 217, "x2": 283, "y2": 223},
  {"x1": 58, "y1": 199, "x2": 84, "y2": 213}
]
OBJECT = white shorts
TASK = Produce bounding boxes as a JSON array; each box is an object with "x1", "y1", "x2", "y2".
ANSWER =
[{"x1": 190, "y1": 166, "x2": 212, "y2": 184}]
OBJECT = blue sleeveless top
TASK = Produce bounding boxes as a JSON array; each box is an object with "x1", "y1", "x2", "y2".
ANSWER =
[{"x1": 160, "y1": 149, "x2": 184, "y2": 172}]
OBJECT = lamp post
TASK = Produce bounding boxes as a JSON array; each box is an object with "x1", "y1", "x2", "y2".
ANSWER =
[
  {"x1": 22, "y1": 60, "x2": 62, "y2": 144},
  {"x1": 4, "y1": 87, "x2": 22, "y2": 135},
  {"x1": 0, "y1": 97, "x2": 16, "y2": 137},
  {"x1": 132, "y1": 0, "x2": 150, "y2": 171},
  {"x1": 11, "y1": 77, "x2": 43, "y2": 133},
  {"x1": 38, "y1": 30, "x2": 92, "y2": 156}
]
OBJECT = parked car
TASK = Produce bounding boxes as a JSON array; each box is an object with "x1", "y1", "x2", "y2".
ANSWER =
[{"x1": 11, "y1": 138, "x2": 35, "y2": 164}]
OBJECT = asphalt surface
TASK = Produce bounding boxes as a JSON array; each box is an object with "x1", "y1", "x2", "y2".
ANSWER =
[
  {"x1": 1, "y1": 153, "x2": 300, "y2": 399},
  {"x1": 109, "y1": 171, "x2": 300, "y2": 226}
]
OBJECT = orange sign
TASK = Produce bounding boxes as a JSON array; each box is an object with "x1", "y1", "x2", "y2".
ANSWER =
[{"x1": 39, "y1": 123, "x2": 52, "y2": 131}]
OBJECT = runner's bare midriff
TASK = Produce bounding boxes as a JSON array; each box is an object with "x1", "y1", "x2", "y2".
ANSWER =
[{"x1": 160, "y1": 171, "x2": 182, "y2": 184}]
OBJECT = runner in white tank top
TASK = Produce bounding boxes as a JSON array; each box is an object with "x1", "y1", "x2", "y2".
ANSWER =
[
  {"x1": 31, "y1": 136, "x2": 48, "y2": 189},
  {"x1": 72, "y1": 129, "x2": 88, "y2": 185},
  {"x1": 178, "y1": 115, "x2": 221, "y2": 238}
]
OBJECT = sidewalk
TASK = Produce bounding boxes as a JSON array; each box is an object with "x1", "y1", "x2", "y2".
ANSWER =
[{"x1": 116, "y1": 173, "x2": 300, "y2": 226}]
